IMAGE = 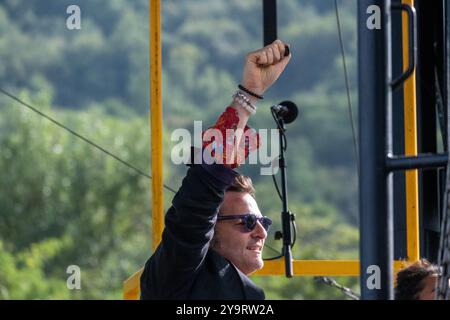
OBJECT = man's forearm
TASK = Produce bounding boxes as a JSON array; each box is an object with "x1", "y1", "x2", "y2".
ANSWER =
[{"x1": 202, "y1": 40, "x2": 291, "y2": 169}]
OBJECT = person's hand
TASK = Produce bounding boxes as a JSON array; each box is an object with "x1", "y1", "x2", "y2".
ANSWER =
[{"x1": 240, "y1": 39, "x2": 291, "y2": 97}]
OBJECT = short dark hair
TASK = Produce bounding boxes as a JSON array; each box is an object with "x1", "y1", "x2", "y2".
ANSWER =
[
  {"x1": 395, "y1": 259, "x2": 440, "y2": 300},
  {"x1": 226, "y1": 174, "x2": 255, "y2": 198}
]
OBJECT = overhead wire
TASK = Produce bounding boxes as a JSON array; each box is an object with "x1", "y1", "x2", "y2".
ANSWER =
[
  {"x1": 314, "y1": 276, "x2": 360, "y2": 300},
  {"x1": 334, "y1": 0, "x2": 360, "y2": 176},
  {"x1": 0, "y1": 87, "x2": 177, "y2": 194}
]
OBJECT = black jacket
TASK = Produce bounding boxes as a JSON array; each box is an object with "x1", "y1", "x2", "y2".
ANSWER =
[{"x1": 140, "y1": 164, "x2": 265, "y2": 300}]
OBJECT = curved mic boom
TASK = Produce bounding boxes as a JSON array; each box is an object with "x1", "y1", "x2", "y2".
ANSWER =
[{"x1": 271, "y1": 101, "x2": 299, "y2": 124}]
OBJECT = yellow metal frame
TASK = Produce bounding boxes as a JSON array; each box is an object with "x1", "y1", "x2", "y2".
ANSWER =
[
  {"x1": 402, "y1": 0, "x2": 420, "y2": 262},
  {"x1": 149, "y1": 0, "x2": 164, "y2": 251},
  {"x1": 123, "y1": 260, "x2": 410, "y2": 299},
  {"x1": 123, "y1": 0, "x2": 420, "y2": 299}
]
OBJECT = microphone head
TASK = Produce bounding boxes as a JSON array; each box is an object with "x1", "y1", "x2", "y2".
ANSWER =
[
  {"x1": 284, "y1": 45, "x2": 290, "y2": 57},
  {"x1": 278, "y1": 101, "x2": 299, "y2": 124}
]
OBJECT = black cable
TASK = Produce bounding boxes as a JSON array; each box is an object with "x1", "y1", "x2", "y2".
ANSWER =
[
  {"x1": 271, "y1": 174, "x2": 282, "y2": 201},
  {"x1": 291, "y1": 218, "x2": 297, "y2": 247},
  {"x1": 314, "y1": 276, "x2": 360, "y2": 300},
  {"x1": 0, "y1": 87, "x2": 178, "y2": 194},
  {"x1": 264, "y1": 246, "x2": 284, "y2": 261},
  {"x1": 271, "y1": 108, "x2": 287, "y2": 151},
  {"x1": 334, "y1": 0, "x2": 360, "y2": 176},
  {"x1": 271, "y1": 169, "x2": 283, "y2": 201},
  {"x1": 263, "y1": 243, "x2": 283, "y2": 258},
  {"x1": 269, "y1": 108, "x2": 285, "y2": 201},
  {"x1": 434, "y1": 65, "x2": 447, "y2": 151}
]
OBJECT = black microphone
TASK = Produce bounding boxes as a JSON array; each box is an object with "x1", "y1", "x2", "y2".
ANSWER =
[
  {"x1": 284, "y1": 45, "x2": 290, "y2": 57},
  {"x1": 271, "y1": 101, "x2": 299, "y2": 124}
]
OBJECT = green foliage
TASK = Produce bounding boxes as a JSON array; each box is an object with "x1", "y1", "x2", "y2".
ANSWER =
[
  {"x1": 0, "y1": 92, "x2": 152, "y2": 299},
  {"x1": 0, "y1": 239, "x2": 70, "y2": 299},
  {"x1": 0, "y1": 0, "x2": 360, "y2": 299}
]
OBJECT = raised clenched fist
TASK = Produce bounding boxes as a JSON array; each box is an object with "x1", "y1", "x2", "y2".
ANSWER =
[{"x1": 240, "y1": 39, "x2": 292, "y2": 98}]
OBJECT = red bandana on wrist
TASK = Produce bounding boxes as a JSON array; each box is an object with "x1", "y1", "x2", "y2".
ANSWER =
[{"x1": 202, "y1": 107, "x2": 260, "y2": 168}]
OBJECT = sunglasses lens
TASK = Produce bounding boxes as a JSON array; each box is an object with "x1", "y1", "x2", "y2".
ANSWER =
[
  {"x1": 245, "y1": 214, "x2": 257, "y2": 231},
  {"x1": 261, "y1": 217, "x2": 272, "y2": 231},
  {"x1": 243, "y1": 215, "x2": 272, "y2": 232}
]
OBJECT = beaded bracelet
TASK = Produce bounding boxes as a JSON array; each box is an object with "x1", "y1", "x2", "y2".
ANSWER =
[
  {"x1": 233, "y1": 91, "x2": 257, "y2": 115},
  {"x1": 238, "y1": 84, "x2": 264, "y2": 100}
]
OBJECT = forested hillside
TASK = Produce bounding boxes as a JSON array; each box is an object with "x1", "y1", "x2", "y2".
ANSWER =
[{"x1": 0, "y1": 0, "x2": 359, "y2": 299}]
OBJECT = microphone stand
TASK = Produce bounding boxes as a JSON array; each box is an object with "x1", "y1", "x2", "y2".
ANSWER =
[{"x1": 275, "y1": 114, "x2": 294, "y2": 278}]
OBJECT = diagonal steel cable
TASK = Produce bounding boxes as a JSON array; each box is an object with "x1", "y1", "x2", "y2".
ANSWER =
[
  {"x1": 334, "y1": 0, "x2": 360, "y2": 176},
  {"x1": 0, "y1": 87, "x2": 177, "y2": 194}
]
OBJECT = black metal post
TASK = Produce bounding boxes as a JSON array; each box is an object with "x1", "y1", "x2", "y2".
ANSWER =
[
  {"x1": 416, "y1": 0, "x2": 444, "y2": 262},
  {"x1": 436, "y1": 0, "x2": 450, "y2": 300},
  {"x1": 391, "y1": 0, "x2": 408, "y2": 261},
  {"x1": 386, "y1": 153, "x2": 448, "y2": 171},
  {"x1": 358, "y1": 0, "x2": 394, "y2": 299},
  {"x1": 263, "y1": 0, "x2": 277, "y2": 46}
]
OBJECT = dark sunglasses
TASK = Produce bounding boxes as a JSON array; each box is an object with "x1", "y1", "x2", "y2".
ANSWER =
[{"x1": 216, "y1": 213, "x2": 272, "y2": 232}]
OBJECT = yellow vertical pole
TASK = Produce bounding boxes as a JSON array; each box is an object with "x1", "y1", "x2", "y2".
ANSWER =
[
  {"x1": 150, "y1": 0, "x2": 164, "y2": 251},
  {"x1": 402, "y1": 0, "x2": 420, "y2": 262},
  {"x1": 122, "y1": 1, "x2": 163, "y2": 299}
]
